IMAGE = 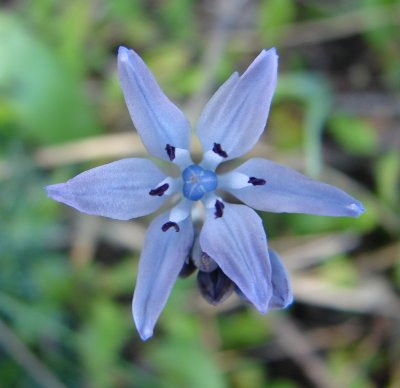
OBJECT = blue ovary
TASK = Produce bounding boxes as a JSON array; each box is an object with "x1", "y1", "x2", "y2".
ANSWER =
[{"x1": 182, "y1": 165, "x2": 218, "y2": 201}]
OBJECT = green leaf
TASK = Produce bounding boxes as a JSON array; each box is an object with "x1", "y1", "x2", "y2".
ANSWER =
[
  {"x1": 0, "y1": 12, "x2": 101, "y2": 144},
  {"x1": 147, "y1": 338, "x2": 227, "y2": 388},
  {"x1": 276, "y1": 73, "x2": 332, "y2": 177},
  {"x1": 77, "y1": 299, "x2": 130, "y2": 388},
  {"x1": 258, "y1": 0, "x2": 296, "y2": 42},
  {"x1": 0, "y1": 291, "x2": 71, "y2": 341},
  {"x1": 284, "y1": 199, "x2": 377, "y2": 234},
  {"x1": 329, "y1": 115, "x2": 377, "y2": 155},
  {"x1": 230, "y1": 362, "x2": 267, "y2": 388},
  {"x1": 319, "y1": 255, "x2": 359, "y2": 287},
  {"x1": 155, "y1": 0, "x2": 195, "y2": 40},
  {"x1": 375, "y1": 151, "x2": 400, "y2": 207},
  {"x1": 219, "y1": 310, "x2": 271, "y2": 348},
  {"x1": 145, "y1": 44, "x2": 193, "y2": 98}
]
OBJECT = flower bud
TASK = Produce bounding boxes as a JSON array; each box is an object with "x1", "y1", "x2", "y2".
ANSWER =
[{"x1": 197, "y1": 268, "x2": 235, "y2": 305}]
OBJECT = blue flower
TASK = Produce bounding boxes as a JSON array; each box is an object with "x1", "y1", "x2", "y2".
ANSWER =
[{"x1": 46, "y1": 47, "x2": 364, "y2": 340}]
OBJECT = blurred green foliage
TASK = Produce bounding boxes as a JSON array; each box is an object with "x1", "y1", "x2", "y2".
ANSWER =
[
  {"x1": 0, "y1": 0, "x2": 399, "y2": 387},
  {"x1": 0, "y1": 13, "x2": 101, "y2": 144}
]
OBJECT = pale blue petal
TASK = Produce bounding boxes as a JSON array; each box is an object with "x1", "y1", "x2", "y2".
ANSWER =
[
  {"x1": 46, "y1": 158, "x2": 169, "y2": 220},
  {"x1": 195, "y1": 72, "x2": 239, "y2": 136},
  {"x1": 196, "y1": 49, "x2": 278, "y2": 161},
  {"x1": 118, "y1": 46, "x2": 191, "y2": 161},
  {"x1": 132, "y1": 212, "x2": 194, "y2": 340},
  {"x1": 199, "y1": 203, "x2": 272, "y2": 313},
  {"x1": 268, "y1": 249, "x2": 293, "y2": 309},
  {"x1": 221, "y1": 158, "x2": 365, "y2": 217}
]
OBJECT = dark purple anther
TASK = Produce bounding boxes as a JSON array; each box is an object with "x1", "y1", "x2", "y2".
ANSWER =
[
  {"x1": 212, "y1": 143, "x2": 228, "y2": 158},
  {"x1": 161, "y1": 221, "x2": 180, "y2": 232},
  {"x1": 248, "y1": 177, "x2": 266, "y2": 186},
  {"x1": 149, "y1": 183, "x2": 169, "y2": 196},
  {"x1": 214, "y1": 200, "x2": 225, "y2": 218},
  {"x1": 165, "y1": 144, "x2": 175, "y2": 161}
]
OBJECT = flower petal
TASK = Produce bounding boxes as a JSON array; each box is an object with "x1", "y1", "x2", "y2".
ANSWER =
[
  {"x1": 268, "y1": 249, "x2": 293, "y2": 309},
  {"x1": 46, "y1": 158, "x2": 169, "y2": 220},
  {"x1": 220, "y1": 158, "x2": 364, "y2": 217},
  {"x1": 199, "y1": 203, "x2": 272, "y2": 313},
  {"x1": 196, "y1": 49, "x2": 278, "y2": 161},
  {"x1": 132, "y1": 212, "x2": 194, "y2": 340},
  {"x1": 118, "y1": 46, "x2": 191, "y2": 161}
]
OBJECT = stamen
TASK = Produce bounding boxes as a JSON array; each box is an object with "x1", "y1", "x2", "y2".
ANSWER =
[
  {"x1": 149, "y1": 183, "x2": 169, "y2": 196},
  {"x1": 212, "y1": 143, "x2": 228, "y2": 158},
  {"x1": 248, "y1": 177, "x2": 266, "y2": 186},
  {"x1": 165, "y1": 144, "x2": 176, "y2": 161},
  {"x1": 161, "y1": 221, "x2": 180, "y2": 232},
  {"x1": 214, "y1": 200, "x2": 225, "y2": 218}
]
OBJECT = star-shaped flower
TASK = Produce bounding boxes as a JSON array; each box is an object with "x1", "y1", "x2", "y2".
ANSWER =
[{"x1": 46, "y1": 47, "x2": 364, "y2": 340}]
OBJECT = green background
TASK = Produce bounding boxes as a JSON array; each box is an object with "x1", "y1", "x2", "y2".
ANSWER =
[{"x1": 0, "y1": 0, "x2": 399, "y2": 387}]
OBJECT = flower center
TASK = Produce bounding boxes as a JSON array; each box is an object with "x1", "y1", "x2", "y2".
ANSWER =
[{"x1": 182, "y1": 165, "x2": 218, "y2": 201}]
